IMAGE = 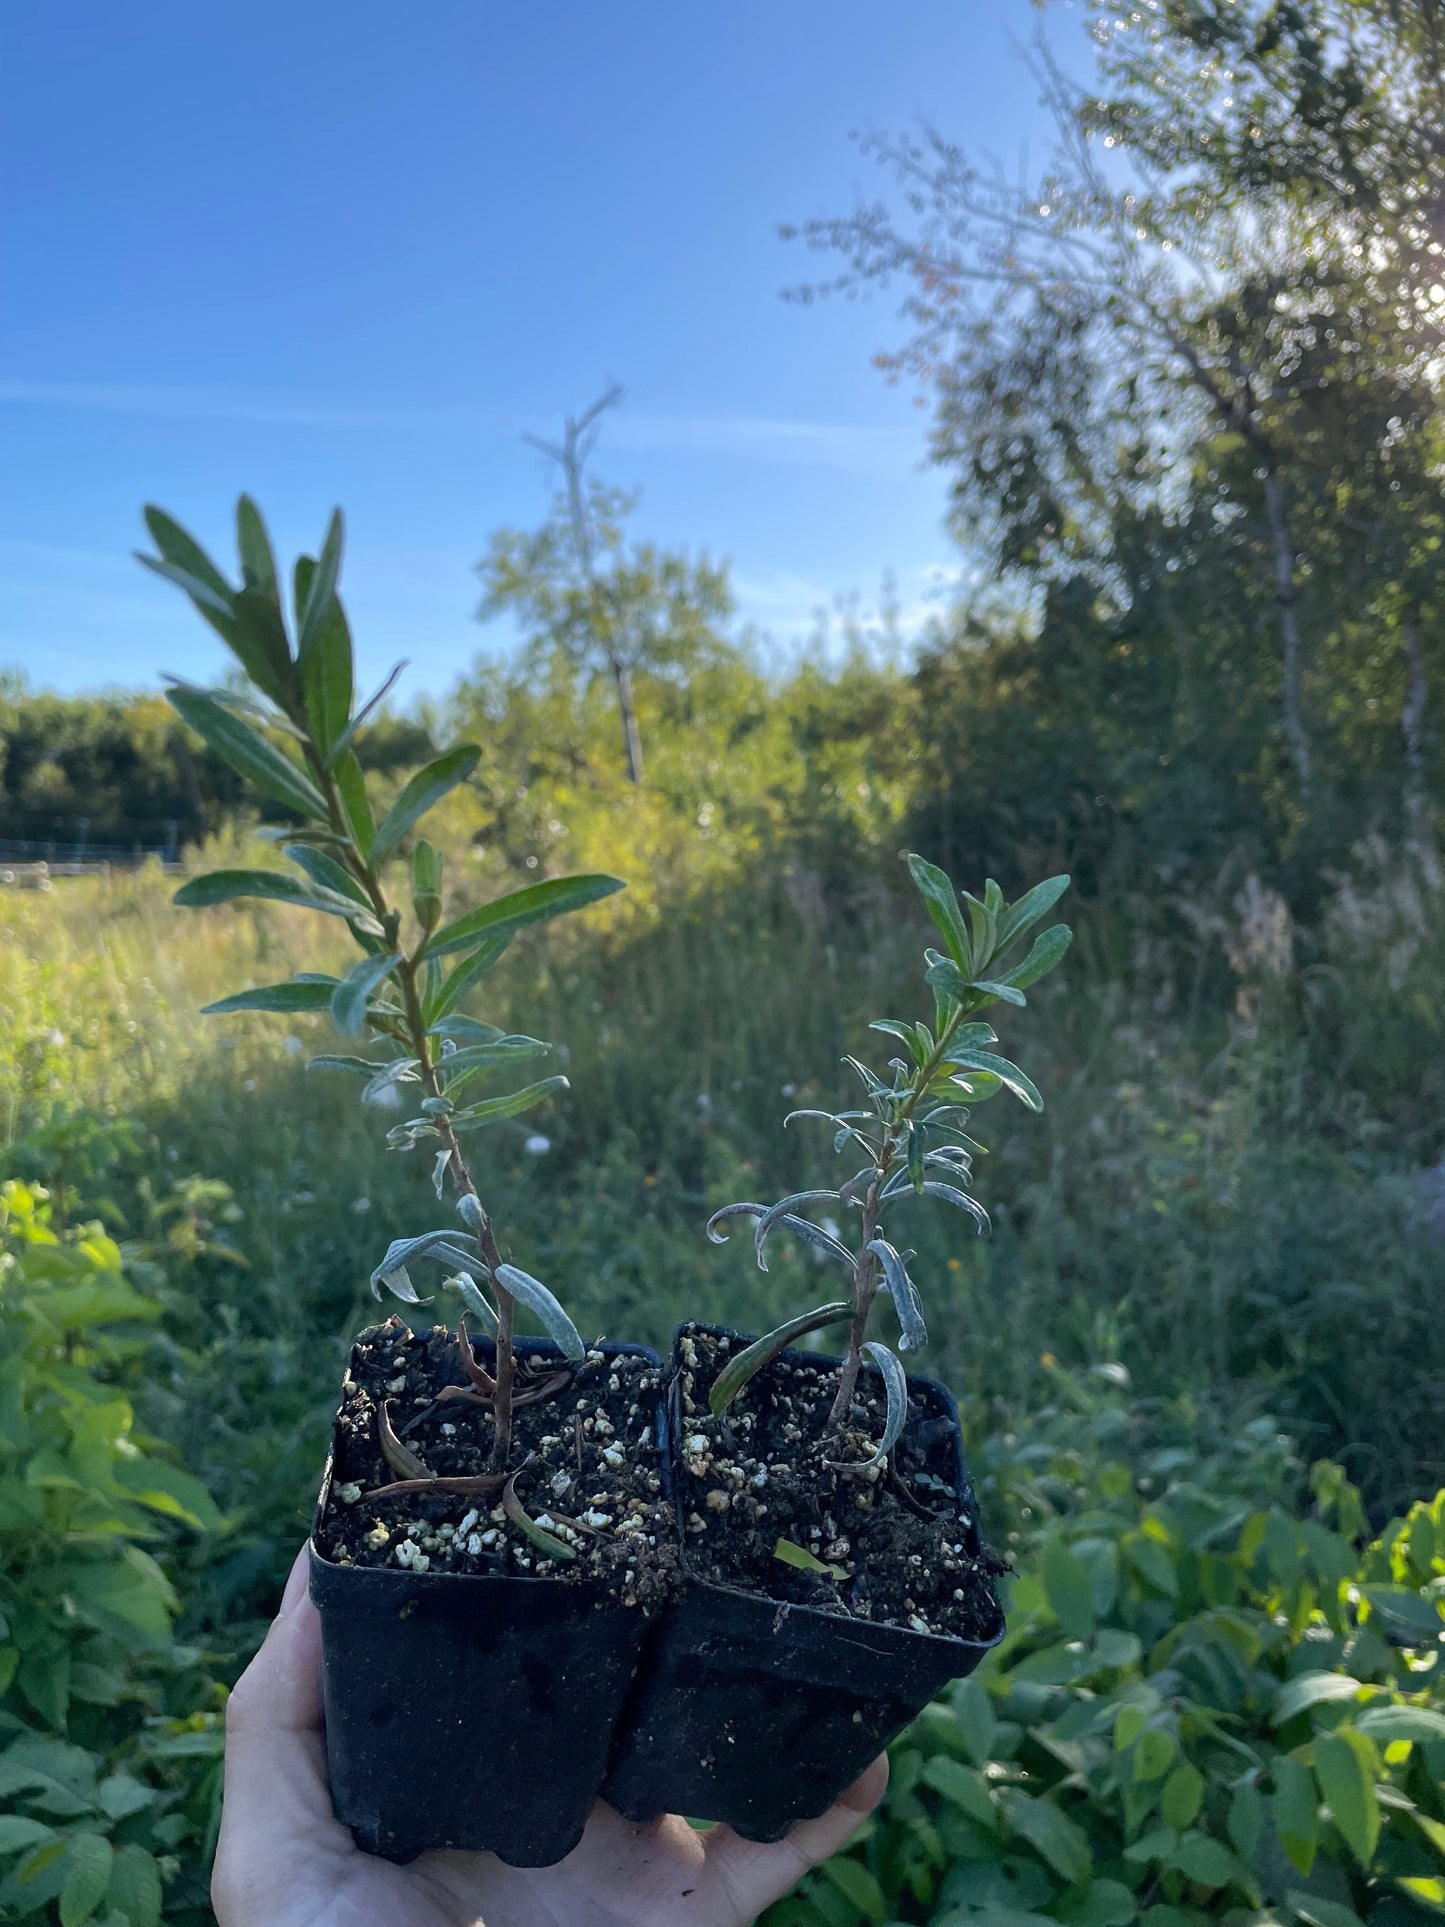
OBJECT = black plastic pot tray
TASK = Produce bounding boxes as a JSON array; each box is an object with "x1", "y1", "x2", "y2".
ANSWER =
[
  {"x1": 310, "y1": 1335, "x2": 664, "y2": 1868},
  {"x1": 602, "y1": 1324, "x2": 1005, "y2": 1842}
]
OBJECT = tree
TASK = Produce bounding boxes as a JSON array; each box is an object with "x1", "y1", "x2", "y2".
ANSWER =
[
  {"x1": 784, "y1": 3, "x2": 1445, "y2": 853},
  {"x1": 485, "y1": 387, "x2": 649, "y2": 783}
]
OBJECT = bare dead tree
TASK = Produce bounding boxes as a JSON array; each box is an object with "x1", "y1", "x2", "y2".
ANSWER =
[{"x1": 525, "y1": 386, "x2": 644, "y2": 785}]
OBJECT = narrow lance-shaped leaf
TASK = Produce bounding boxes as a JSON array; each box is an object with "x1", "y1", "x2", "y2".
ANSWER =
[
  {"x1": 333, "y1": 748, "x2": 375, "y2": 858},
  {"x1": 370, "y1": 1229, "x2": 481, "y2": 1300},
  {"x1": 492, "y1": 1264, "x2": 585, "y2": 1360},
  {"x1": 867, "y1": 1238, "x2": 928, "y2": 1351},
  {"x1": 774, "y1": 1537, "x2": 847, "y2": 1581},
  {"x1": 429, "y1": 1016, "x2": 504, "y2": 1043},
  {"x1": 424, "y1": 933, "x2": 513, "y2": 1023},
  {"x1": 370, "y1": 745, "x2": 481, "y2": 863},
  {"x1": 236, "y1": 493, "x2": 280, "y2": 597},
  {"x1": 751, "y1": 1191, "x2": 843, "y2": 1272},
  {"x1": 502, "y1": 1474, "x2": 576, "y2": 1563},
  {"x1": 331, "y1": 951, "x2": 403, "y2": 1036},
  {"x1": 709, "y1": 1302, "x2": 854, "y2": 1415},
  {"x1": 907, "y1": 853, "x2": 972, "y2": 972},
  {"x1": 995, "y1": 874, "x2": 1071, "y2": 954},
  {"x1": 378, "y1": 1401, "x2": 431, "y2": 1482},
  {"x1": 143, "y1": 504, "x2": 293, "y2": 704},
  {"x1": 297, "y1": 509, "x2": 344, "y2": 661},
  {"x1": 946, "y1": 1049, "x2": 1043, "y2": 1112},
  {"x1": 853, "y1": 1343, "x2": 910, "y2": 1468},
  {"x1": 704, "y1": 1201, "x2": 855, "y2": 1274},
  {"x1": 968, "y1": 979, "x2": 1027, "y2": 1008},
  {"x1": 323, "y1": 660, "x2": 407, "y2": 769},
  {"x1": 284, "y1": 842, "x2": 371, "y2": 907},
  {"x1": 918, "y1": 1179, "x2": 991, "y2": 1233},
  {"x1": 447, "y1": 1271, "x2": 498, "y2": 1330},
  {"x1": 201, "y1": 978, "x2": 339, "y2": 1015},
  {"x1": 449, "y1": 1076, "x2": 570, "y2": 1131},
  {"x1": 173, "y1": 869, "x2": 383, "y2": 933},
  {"x1": 300, "y1": 591, "x2": 355, "y2": 756},
  {"x1": 166, "y1": 685, "x2": 326, "y2": 818},
  {"x1": 427, "y1": 873, "x2": 625, "y2": 958},
  {"x1": 1004, "y1": 922, "x2": 1073, "y2": 991}
]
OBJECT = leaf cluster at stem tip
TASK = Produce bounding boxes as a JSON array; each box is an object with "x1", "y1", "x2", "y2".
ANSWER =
[
  {"x1": 707, "y1": 853, "x2": 1072, "y2": 1464},
  {"x1": 144, "y1": 495, "x2": 624, "y2": 1464}
]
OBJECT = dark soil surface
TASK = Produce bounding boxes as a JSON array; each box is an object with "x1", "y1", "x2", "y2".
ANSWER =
[
  {"x1": 314, "y1": 1317, "x2": 677, "y2": 1609},
  {"x1": 673, "y1": 1324, "x2": 1004, "y2": 1642}
]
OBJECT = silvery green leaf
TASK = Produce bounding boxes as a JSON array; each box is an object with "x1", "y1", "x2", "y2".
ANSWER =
[
  {"x1": 362, "y1": 1057, "x2": 421, "y2": 1103},
  {"x1": 428, "y1": 1016, "x2": 505, "y2": 1043},
  {"x1": 432, "y1": 1148, "x2": 451, "y2": 1198},
  {"x1": 920, "y1": 1180, "x2": 991, "y2": 1232},
  {"x1": 380, "y1": 1263, "x2": 422, "y2": 1304},
  {"x1": 423, "y1": 933, "x2": 514, "y2": 1024},
  {"x1": 866, "y1": 1239, "x2": 928, "y2": 1351},
  {"x1": 962, "y1": 890, "x2": 997, "y2": 971},
  {"x1": 440, "y1": 1036, "x2": 552, "y2": 1096},
  {"x1": 906, "y1": 854, "x2": 971, "y2": 972},
  {"x1": 331, "y1": 951, "x2": 403, "y2": 1036},
  {"x1": 842, "y1": 1055, "x2": 889, "y2": 1099},
  {"x1": 420, "y1": 1096, "x2": 454, "y2": 1115},
  {"x1": 838, "y1": 1167, "x2": 875, "y2": 1206},
  {"x1": 456, "y1": 1194, "x2": 485, "y2": 1235},
  {"x1": 947, "y1": 1049, "x2": 1042, "y2": 1111},
  {"x1": 450, "y1": 1077, "x2": 570, "y2": 1130},
  {"x1": 924, "y1": 949, "x2": 968, "y2": 1005},
  {"x1": 947, "y1": 1022, "x2": 997, "y2": 1052},
  {"x1": 426, "y1": 873, "x2": 625, "y2": 959},
  {"x1": 371, "y1": 744, "x2": 482, "y2": 864},
  {"x1": 173, "y1": 868, "x2": 381, "y2": 932},
  {"x1": 752, "y1": 1191, "x2": 843, "y2": 1271},
  {"x1": 861, "y1": 1342, "x2": 909, "y2": 1463},
  {"x1": 307, "y1": 1053, "x2": 383, "y2": 1075},
  {"x1": 370, "y1": 1228, "x2": 481, "y2": 1299},
  {"x1": 283, "y1": 842, "x2": 370, "y2": 907},
  {"x1": 968, "y1": 978, "x2": 1027, "y2": 1008},
  {"x1": 492, "y1": 1265, "x2": 585, "y2": 1359},
  {"x1": 202, "y1": 978, "x2": 338, "y2": 1015},
  {"x1": 446, "y1": 1271, "x2": 497, "y2": 1329},
  {"x1": 705, "y1": 1201, "x2": 855, "y2": 1274},
  {"x1": 870, "y1": 1019, "x2": 929, "y2": 1068},
  {"x1": 783, "y1": 1108, "x2": 879, "y2": 1158},
  {"x1": 387, "y1": 1119, "x2": 439, "y2": 1148},
  {"x1": 708, "y1": 1302, "x2": 854, "y2": 1414},
  {"x1": 1003, "y1": 922, "x2": 1073, "y2": 991},
  {"x1": 322, "y1": 659, "x2": 408, "y2": 769},
  {"x1": 994, "y1": 875, "x2": 1070, "y2": 953}
]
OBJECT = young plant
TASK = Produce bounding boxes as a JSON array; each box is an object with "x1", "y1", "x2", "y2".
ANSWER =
[
  {"x1": 140, "y1": 496, "x2": 623, "y2": 1471},
  {"x1": 707, "y1": 855, "x2": 1071, "y2": 1462}
]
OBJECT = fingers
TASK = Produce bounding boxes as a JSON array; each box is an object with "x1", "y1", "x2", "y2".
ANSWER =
[
  {"x1": 224, "y1": 1545, "x2": 322, "y2": 1739},
  {"x1": 213, "y1": 1545, "x2": 347, "y2": 1921},
  {"x1": 699, "y1": 1754, "x2": 889, "y2": 1922}
]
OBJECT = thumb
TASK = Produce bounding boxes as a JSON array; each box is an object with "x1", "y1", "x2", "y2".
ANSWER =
[{"x1": 697, "y1": 1754, "x2": 889, "y2": 1922}]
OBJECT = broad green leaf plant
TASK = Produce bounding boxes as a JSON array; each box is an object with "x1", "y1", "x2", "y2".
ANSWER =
[
  {"x1": 140, "y1": 497, "x2": 623, "y2": 1470},
  {"x1": 708, "y1": 856, "x2": 1070, "y2": 1457}
]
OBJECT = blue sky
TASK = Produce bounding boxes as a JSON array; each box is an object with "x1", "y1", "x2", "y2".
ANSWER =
[{"x1": 1, "y1": 1, "x2": 1086, "y2": 700}]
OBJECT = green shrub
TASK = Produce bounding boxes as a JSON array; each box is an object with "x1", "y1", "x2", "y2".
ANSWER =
[
  {"x1": 0, "y1": 1180, "x2": 224, "y2": 1925},
  {"x1": 773, "y1": 1365, "x2": 1445, "y2": 1927}
]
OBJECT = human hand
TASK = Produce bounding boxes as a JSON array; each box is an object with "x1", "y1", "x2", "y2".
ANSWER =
[{"x1": 212, "y1": 1546, "x2": 888, "y2": 1927}]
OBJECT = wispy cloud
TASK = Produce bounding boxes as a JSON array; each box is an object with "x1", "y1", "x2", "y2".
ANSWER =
[{"x1": 0, "y1": 379, "x2": 924, "y2": 477}]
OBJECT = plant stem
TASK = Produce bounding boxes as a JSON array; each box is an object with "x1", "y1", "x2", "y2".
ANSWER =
[
  {"x1": 826, "y1": 992, "x2": 979, "y2": 1432},
  {"x1": 302, "y1": 743, "x2": 520, "y2": 1472}
]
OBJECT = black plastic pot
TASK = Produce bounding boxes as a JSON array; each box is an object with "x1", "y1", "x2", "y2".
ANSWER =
[
  {"x1": 310, "y1": 1335, "x2": 664, "y2": 1868},
  {"x1": 602, "y1": 1323, "x2": 1004, "y2": 1841}
]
